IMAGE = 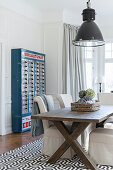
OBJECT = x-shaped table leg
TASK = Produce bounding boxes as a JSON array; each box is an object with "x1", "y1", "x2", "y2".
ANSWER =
[{"x1": 47, "y1": 121, "x2": 97, "y2": 170}]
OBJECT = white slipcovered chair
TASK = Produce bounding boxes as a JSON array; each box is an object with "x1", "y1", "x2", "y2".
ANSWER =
[
  {"x1": 56, "y1": 94, "x2": 96, "y2": 151},
  {"x1": 98, "y1": 93, "x2": 113, "y2": 105},
  {"x1": 88, "y1": 93, "x2": 113, "y2": 166},
  {"x1": 98, "y1": 93, "x2": 113, "y2": 128},
  {"x1": 56, "y1": 94, "x2": 73, "y2": 108},
  {"x1": 34, "y1": 95, "x2": 74, "y2": 158},
  {"x1": 89, "y1": 128, "x2": 113, "y2": 166}
]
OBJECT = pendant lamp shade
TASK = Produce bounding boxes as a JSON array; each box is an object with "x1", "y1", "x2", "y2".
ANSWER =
[{"x1": 73, "y1": 0, "x2": 105, "y2": 47}]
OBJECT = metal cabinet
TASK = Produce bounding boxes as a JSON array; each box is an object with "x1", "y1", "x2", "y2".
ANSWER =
[{"x1": 11, "y1": 48, "x2": 46, "y2": 132}]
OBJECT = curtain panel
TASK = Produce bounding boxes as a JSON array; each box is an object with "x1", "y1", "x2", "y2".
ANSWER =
[{"x1": 62, "y1": 23, "x2": 86, "y2": 101}]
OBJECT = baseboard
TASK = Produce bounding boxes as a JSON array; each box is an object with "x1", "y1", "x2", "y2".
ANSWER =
[
  {"x1": 5, "y1": 126, "x2": 12, "y2": 135},
  {"x1": 0, "y1": 129, "x2": 6, "y2": 135}
]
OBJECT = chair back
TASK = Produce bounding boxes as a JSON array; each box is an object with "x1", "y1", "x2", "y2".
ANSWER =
[
  {"x1": 56, "y1": 94, "x2": 73, "y2": 108},
  {"x1": 34, "y1": 95, "x2": 55, "y2": 129},
  {"x1": 98, "y1": 93, "x2": 113, "y2": 105}
]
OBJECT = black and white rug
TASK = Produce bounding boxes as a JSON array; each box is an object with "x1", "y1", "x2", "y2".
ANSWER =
[{"x1": 0, "y1": 139, "x2": 113, "y2": 170}]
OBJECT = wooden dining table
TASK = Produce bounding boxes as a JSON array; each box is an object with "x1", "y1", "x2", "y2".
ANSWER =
[{"x1": 31, "y1": 105, "x2": 113, "y2": 170}]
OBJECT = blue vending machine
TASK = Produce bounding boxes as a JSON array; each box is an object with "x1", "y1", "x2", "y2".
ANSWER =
[{"x1": 11, "y1": 48, "x2": 46, "y2": 132}]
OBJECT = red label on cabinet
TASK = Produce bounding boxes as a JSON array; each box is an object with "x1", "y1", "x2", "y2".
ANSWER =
[
  {"x1": 22, "y1": 52, "x2": 44, "y2": 61},
  {"x1": 22, "y1": 116, "x2": 31, "y2": 130}
]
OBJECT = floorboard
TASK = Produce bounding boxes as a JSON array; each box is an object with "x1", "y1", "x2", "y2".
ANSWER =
[{"x1": 0, "y1": 131, "x2": 43, "y2": 154}]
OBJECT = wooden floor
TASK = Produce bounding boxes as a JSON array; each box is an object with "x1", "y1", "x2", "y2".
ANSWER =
[{"x1": 0, "y1": 131, "x2": 43, "y2": 154}]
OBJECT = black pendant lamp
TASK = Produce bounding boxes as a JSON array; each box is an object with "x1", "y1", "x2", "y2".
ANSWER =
[{"x1": 73, "y1": 0, "x2": 105, "y2": 47}]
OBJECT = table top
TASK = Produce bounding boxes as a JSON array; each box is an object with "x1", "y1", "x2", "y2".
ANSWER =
[{"x1": 31, "y1": 105, "x2": 113, "y2": 123}]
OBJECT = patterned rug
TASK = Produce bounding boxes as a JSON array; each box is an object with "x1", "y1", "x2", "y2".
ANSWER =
[{"x1": 0, "y1": 139, "x2": 113, "y2": 170}]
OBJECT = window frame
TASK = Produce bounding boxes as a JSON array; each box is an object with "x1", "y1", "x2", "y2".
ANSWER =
[
  {"x1": 85, "y1": 47, "x2": 97, "y2": 90},
  {"x1": 84, "y1": 43, "x2": 113, "y2": 93},
  {"x1": 105, "y1": 42, "x2": 113, "y2": 92}
]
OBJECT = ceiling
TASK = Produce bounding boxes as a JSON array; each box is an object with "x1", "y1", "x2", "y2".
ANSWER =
[
  {"x1": 0, "y1": 0, "x2": 112, "y2": 23},
  {"x1": 0, "y1": 0, "x2": 112, "y2": 12}
]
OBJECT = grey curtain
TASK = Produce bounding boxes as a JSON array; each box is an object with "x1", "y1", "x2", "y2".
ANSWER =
[{"x1": 62, "y1": 23, "x2": 86, "y2": 101}]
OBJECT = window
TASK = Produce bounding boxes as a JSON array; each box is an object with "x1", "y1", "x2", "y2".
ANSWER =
[
  {"x1": 105, "y1": 43, "x2": 113, "y2": 92},
  {"x1": 85, "y1": 47, "x2": 96, "y2": 90},
  {"x1": 85, "y1": 43, "x2": 113, "y2": 93},
  {"x1": 86, "y1": 62, "x2": 93, "y2": 89}
]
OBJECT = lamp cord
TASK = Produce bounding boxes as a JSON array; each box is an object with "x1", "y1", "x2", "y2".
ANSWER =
[{"x1": 87, "y1": 0, "x2": 91, "y2": 8}]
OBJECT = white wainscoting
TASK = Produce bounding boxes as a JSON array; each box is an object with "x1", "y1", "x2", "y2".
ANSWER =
[
  {"x1": 5, "y1": 101, "x2": 12, "y2": 134},
  {"x1": 4, "y1": 73, "x2": 12, "y2": 134},
  {"x1": 0, "y1": 40, "x2": 6, "y2": 135}
]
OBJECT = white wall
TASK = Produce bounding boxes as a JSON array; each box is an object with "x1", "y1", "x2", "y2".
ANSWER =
[
  {"x1": 0, "y1": 6, "x2": 43, "y2": 135},
  {"x1": 42, "y1": 22, "x2": 63, "y2": 94},
  {"x1": 0, "y1": 6, "x2": 63, "y2": 135}
]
